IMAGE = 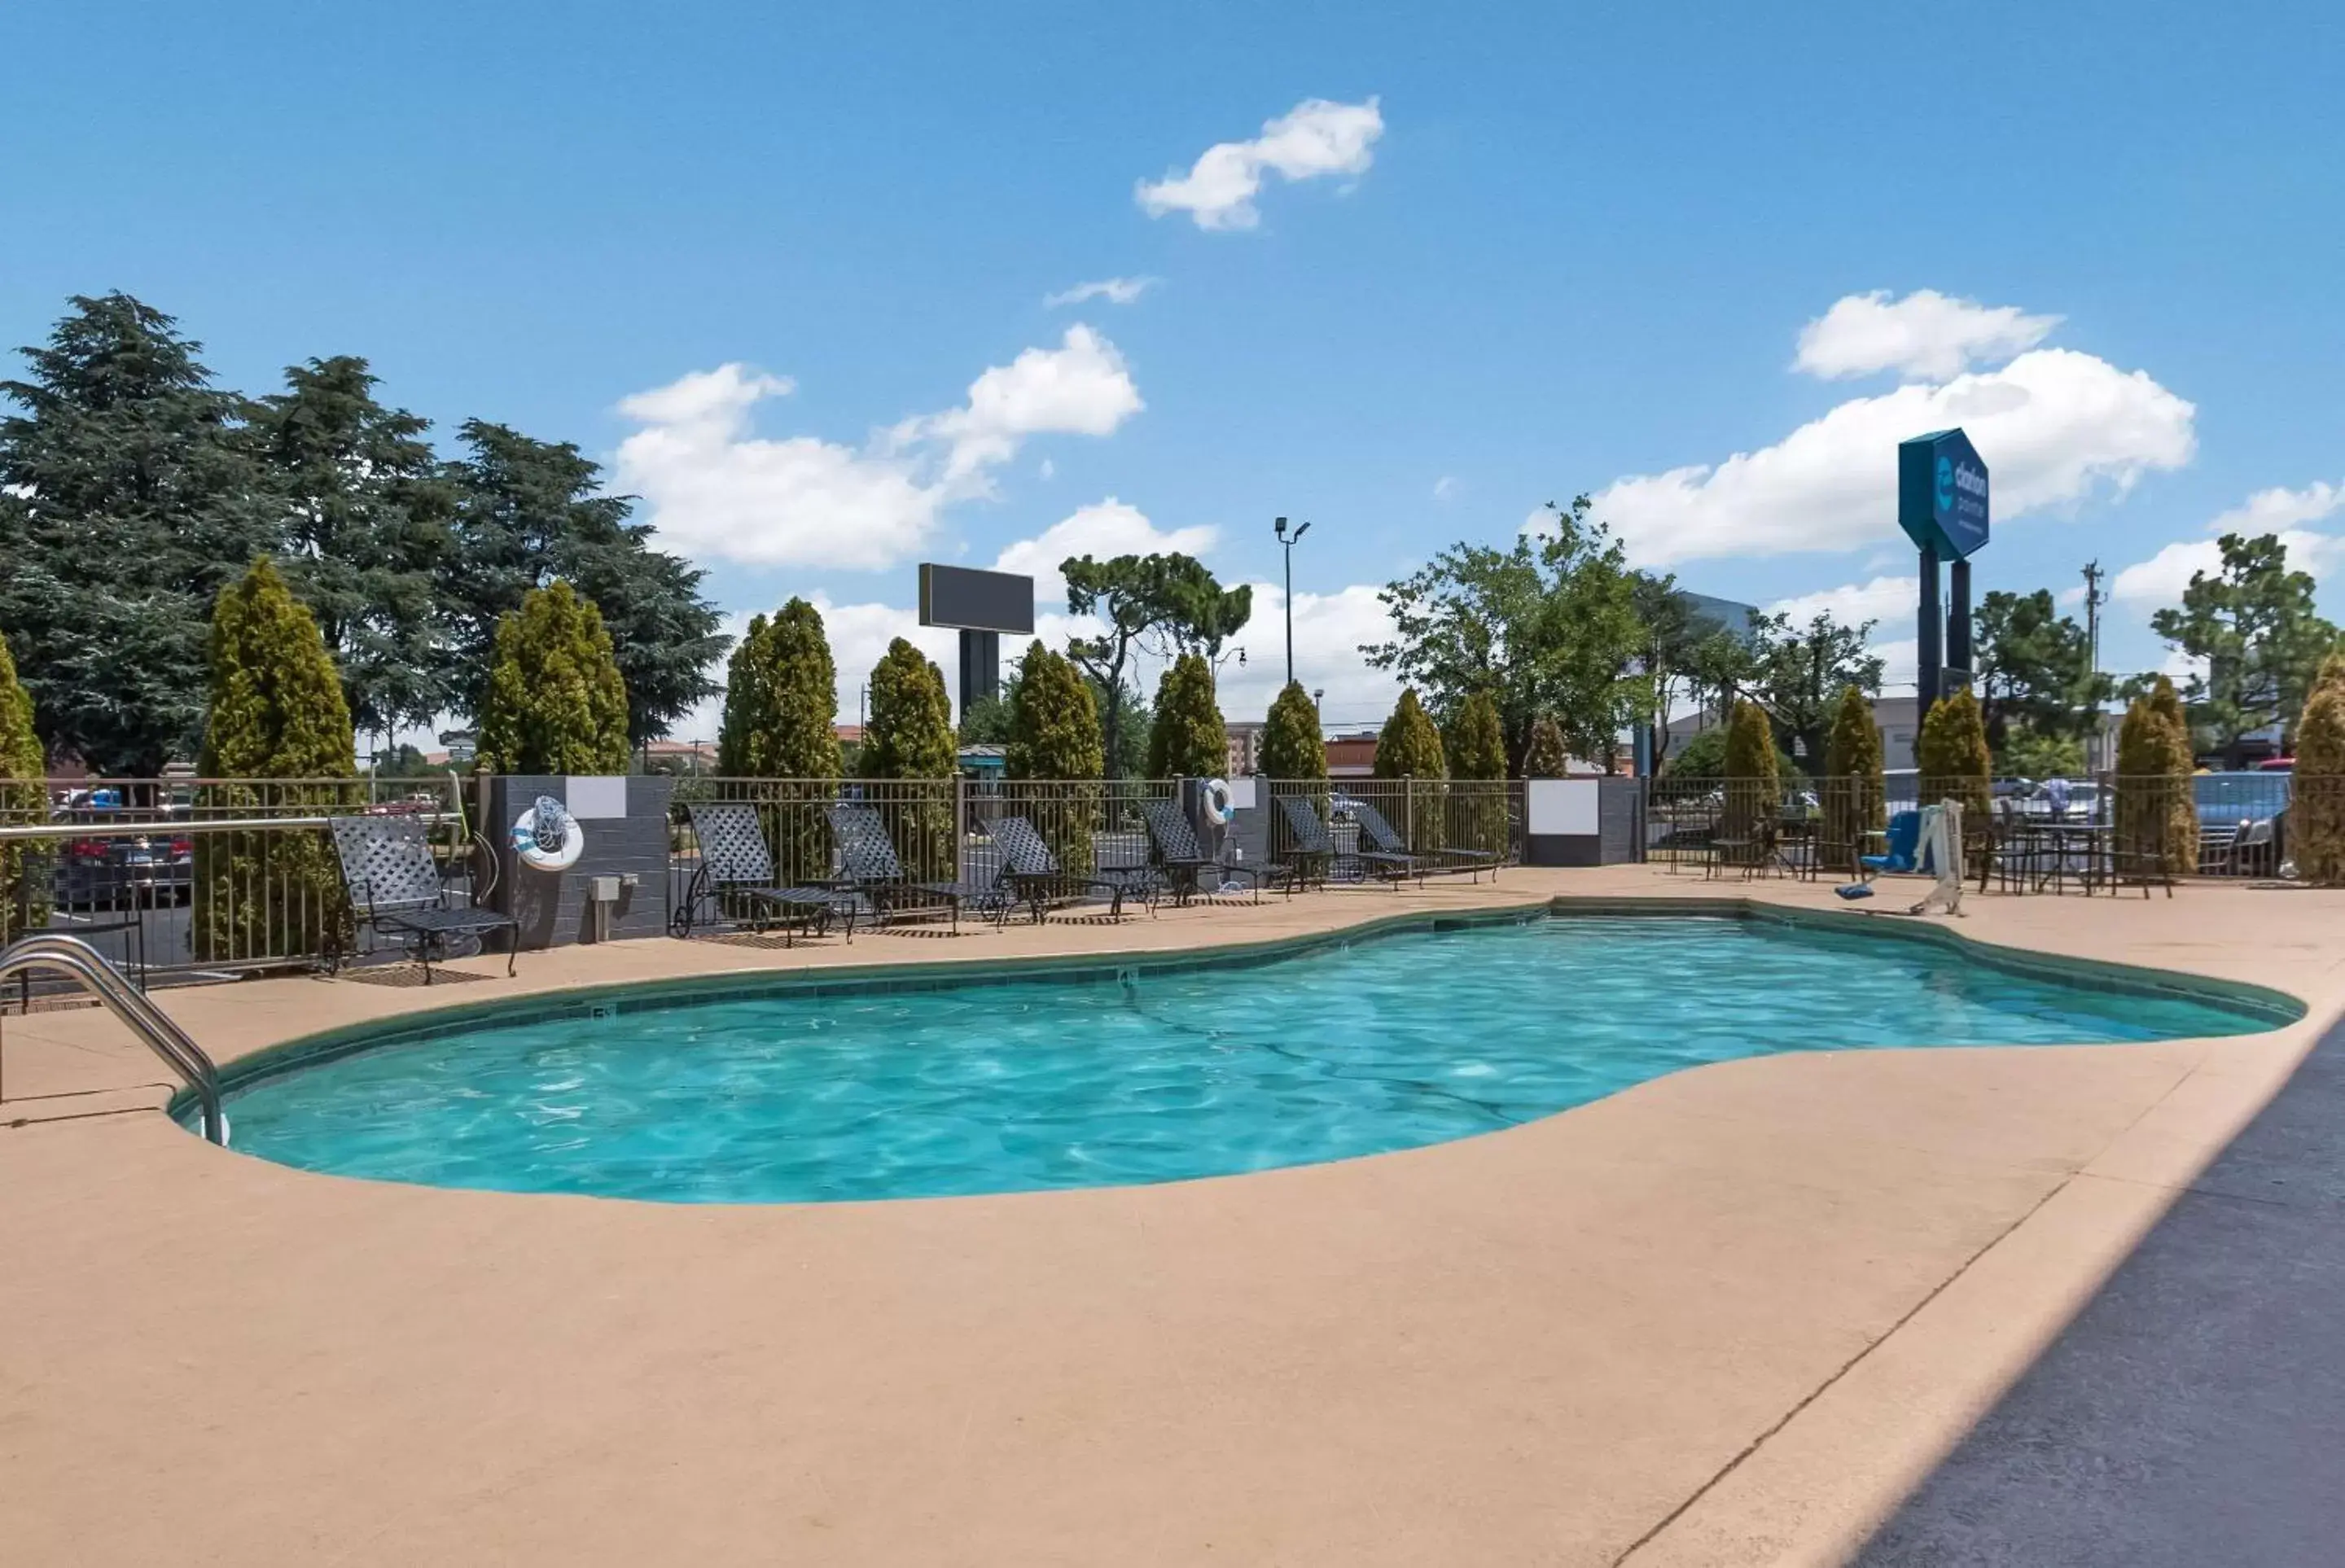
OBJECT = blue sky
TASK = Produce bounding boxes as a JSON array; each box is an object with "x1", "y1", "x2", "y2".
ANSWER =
[{"x1": 6, "y1": 1, "x2": 2340, "y2": 734}]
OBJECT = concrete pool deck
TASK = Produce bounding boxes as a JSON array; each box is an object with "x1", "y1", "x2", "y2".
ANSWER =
[{"x1": 4, "y1": 868, "x2": 2343, "y2": 1566}]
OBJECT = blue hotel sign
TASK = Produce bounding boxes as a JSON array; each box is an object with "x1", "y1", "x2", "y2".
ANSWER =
[{"x1": 1897, "y1": 427, "x2": 1989, "y2": 559}]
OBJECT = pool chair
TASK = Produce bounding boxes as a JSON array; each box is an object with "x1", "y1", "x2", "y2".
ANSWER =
[
  {"x1": 989, "y1": 813, "x2": 1148, "y2": 924},
  {"x1": 1275, "y1": 794, "x2": 1411, "y2": 889},
  {"x1": 673, "y1": 800, "x2": 857, "y2": 944},
  {"x1": 1140, "y1": 797, "x2": 1286, "y2": 905},
  {"x1": 1859, "y1": 810, "x2": 1922, "y2": 876},
  {"x1": 1350, "y1": 799, "x2": 1499, "y2": 883},
  {"x1": 825, "y1": 802, "x2": 1002, "y2": 933},
  {"x1": 327, "y1": 812, "x2": 519, "y2": 983}
]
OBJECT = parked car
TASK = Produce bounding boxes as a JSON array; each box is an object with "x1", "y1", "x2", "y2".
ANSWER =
[
  {"x1": 2011, "y1": 779, "x2": 2104, "y2": 821},
  {"x1": 2194, "y1": 771, "x2": 2291, "y2": 874}
]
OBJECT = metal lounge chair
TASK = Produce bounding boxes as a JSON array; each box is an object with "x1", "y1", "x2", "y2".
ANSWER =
[
  {"x1": 1139, "y1": 797, "x2": 1285, "y2": 904},
  {"x1": 1350, "y1": 798, "x2": 1499, "y2": 883},
  {"x1": 328, "y1": 812, "x2": 519, "y2": 983},
  {"x1": 989, "y1": 813, "x2": 1144, "y2": 924},
  {"x1": 1275, "y1": 794, "x2": 1409, "y2": 888},
  {"x1": 825, "y1": 802, "x2": 1000, "y2": 933},
  {"x1": 673, "y1": 800, "x2": 856, "y2": 944}
]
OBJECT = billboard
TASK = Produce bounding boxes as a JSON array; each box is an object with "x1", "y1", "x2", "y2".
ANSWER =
[
  {"x1": 917, "y1": 564, "x2": 1034, "y2": 634},
  {"x1": 1896, "y1": 427, "x2": 1989, "y2": 560}
]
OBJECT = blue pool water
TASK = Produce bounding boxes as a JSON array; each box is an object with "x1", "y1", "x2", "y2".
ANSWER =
[{"x1": 208, "y1": 915, "x2": 2285, "y2": 1204}]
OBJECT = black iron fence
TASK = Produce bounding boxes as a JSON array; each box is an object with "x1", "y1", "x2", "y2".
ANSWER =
[{"x1": 1260, "y1": 777, "x2": 1523, "y2": 876}]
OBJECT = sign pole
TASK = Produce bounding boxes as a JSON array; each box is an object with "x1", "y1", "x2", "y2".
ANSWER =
[
  {"x1": 1918, "y1": 542, "x2": 1942, "y2": 716},
  {"x1": 1947, "y1": 558, "x2": 1972, "y2": 692}
]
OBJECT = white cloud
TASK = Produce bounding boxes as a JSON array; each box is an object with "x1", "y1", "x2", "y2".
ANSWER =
[
  {"x1": 2112, "y1": 480, "x2": 2345, "y2": 608},
  {"x1": 1212, "y1": 582, "x2": 1400, "y2": 728},
  {"x1": 992, "y1": 498, "x2": 1216, "y2": 611},
  {"x1": 2207, "y1": 479, "x2": 2344, "y2": 537},
  {"x1": 2056, "y1": 585, "x2": 2088, "y2": 607},
  {"x1": 1593, "y1": 347, "x2": 2196, "y2": 567},
  {"x1": 1765, "y1": 575, "x2": 1918, "y2": 631},
  {"x1": 615, "y1": 328, "x2": 1143, "y2": 570},
  {"x1": 1794, "y1": 289, "x2": 2062, "y2": 382},
  {"x1": 1037, "y1": 458, "x2": 1055, "y2": 480},
  {"x1": 1043, "y1": 276, "x2": 1157, "y2": 308},
  {"x1": 1432, "y1": 475, "x2": 1459, "y2": 502},
  {"x1": 1137, "y1": 96, "x2": 1383, "y2": 230}
]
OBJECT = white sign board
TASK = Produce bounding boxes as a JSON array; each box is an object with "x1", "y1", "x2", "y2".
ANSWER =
[
  {"x1": 1525, "y1": 778, "x2": 1599, "y2": 837},
  {"x1": 564, "y1": 776, "x2": 630, "y2": 820}
]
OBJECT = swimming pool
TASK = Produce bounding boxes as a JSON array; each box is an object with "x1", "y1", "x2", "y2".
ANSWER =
[{"x1": 199, "y1": 912, "x2": 2292, "y2": 1204}]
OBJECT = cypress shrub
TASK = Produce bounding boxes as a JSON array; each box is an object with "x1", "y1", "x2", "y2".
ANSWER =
[
  {"x1": 2115, "y1": 677, "x2": 2198, "y2": 880},
  {"x1": 862, "y1": 637, "x2": 958, "y2": 880},
  {"x1": 1822, "y1": 684, "x2": 1884, "y2": 875},
  {"x1": 475, "y1": 580, "x2": 630, "y2": 774},
  {"x1": 1446, "y1": 690, "x2": 1508, "y2": 854},
  {"x1": 1260, "y1": 681, "x2": 1326, "y2": 782},
  {"x1": 1522, "y1": 714, "x2": 1570, "y2": 778},
  {"x1": 194, "y1": 558, "x2": 357, "y2": 962},
  {"x1": 713, "y1": 598, "x2": 841, "y2": 882},
  {"x1": 1720, "y1": 698, "x2": 1778, "y2": 854},
  {"x1": 1146, "y1": 652, "x2": 1228, "y2": 778},
  {"x1": 2293, "y1": 655, "x2": 2345, "y2": 885},
  {"x1": 1006, "y1": 640, "x2": 1104, "y2": 871},
  {"x1": 0, "y1": 627, "x2": 50, "y2": 944},
  {"x1": 1917, "y1": 685, "x2": 1992, "y2": 862},
  {"x1": 1374, "y1": 687, "x2": 1448, "y2": 851}
]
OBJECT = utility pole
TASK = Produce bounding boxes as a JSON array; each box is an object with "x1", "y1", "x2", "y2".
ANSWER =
[
  {"x1": 2080, "y1": 559, "x2": 2106, "y2": 683},
  {"x1": 1272, "y1": 516, "x2": 1313, "y2": 688}
]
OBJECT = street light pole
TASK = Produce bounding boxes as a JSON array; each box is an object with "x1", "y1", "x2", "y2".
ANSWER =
[{"x1": 1272, "y1": 515, "x2": 1313, "y2": 689}]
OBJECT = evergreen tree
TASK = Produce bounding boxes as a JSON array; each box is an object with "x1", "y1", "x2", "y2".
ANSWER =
[
  {"x1": 2291, "y1": 655, "x2": 2345, "y2": 886},
  {"x1": 1917, "y1": 686, "x2": 1992, "y2": 865},
  {"x1": 862, "y1": 638, "x2": 958, "y2": 879},
  {"x1": 1063, "y1": 552, "x2": 1251, "y2": 776},
  {"x1": 1374, "y1": 689, "x2": 1448, "y2": 779},
  {"x1": 1522, "y1": 713, "x2": 1570, "y2": 777},
  {"x1": 0, "y1": 628, "x2": 50, "y2": 943},
  {"x1": 1006, "y1": 642, "x2": 1105, "y2": 871},
  {"x1": 1260, "y1": 682, "x2": 1326, "y2": 781},
  {"x1": 193, "y1": 559, "x2": 357, "y2": 962},
  {"x1": 2151, "y1": 532, "x2": 2342, "y2": 766},
  {"x1": 1720, "y1": 697, "x2": 1779, "y2": 853},
  {"x1": 1822, "y1": 684, "x2": 1884, "y2": 875},
  {"x1": 474, "y1": 581, "x2": 631, "y2": 773},
  {"x1": 2115, "y1": 676, "x2": 2198, "y2": 879},
  {"x1": 715, "y1": 598, "x2": 840, "y2": 777},
  {"x1": 0, "y1": 293, "x2": 277, "y2": 771},
  {"x1": 1146, "y1": 652, "x2": 1228, "y2": 777},
  {"x1": 1445, "y1": 690, "x2": 1508, "y2": 853}
]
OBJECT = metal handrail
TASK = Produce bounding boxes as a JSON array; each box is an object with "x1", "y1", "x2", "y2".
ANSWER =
[
  {"x1": 0, "y1": 812, "x2": 462, "y2": 841},
  {"x1": 0, "y1": 934, "x2": 227, "y2": 1144}
]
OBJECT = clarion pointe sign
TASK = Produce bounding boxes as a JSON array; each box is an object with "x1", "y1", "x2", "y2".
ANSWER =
[{"x1": 1896, "y1": 427, "x2": 1990, "y2": 714}]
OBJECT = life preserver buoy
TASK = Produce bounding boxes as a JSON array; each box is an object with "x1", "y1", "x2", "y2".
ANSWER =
[
  {"x1": 511, "y1": 795, "x2": 585, "y2": 872},
  {"x1": 1201, "y1": 777, "x2": 1236, "y2": 826}
]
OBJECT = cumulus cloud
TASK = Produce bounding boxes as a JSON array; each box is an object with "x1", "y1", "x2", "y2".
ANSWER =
[
  {"x1": 1043, "y1": 276, "x2": 1157, "y2": 308},
  {"x1": 2112, "y1": 480, "x2": 2345, "y2": 608},
  {"x1": 992, "y1": 497, "x2": 1216, "y2": 611},
  {"x1": 1212, "y1": 582, "x2": 1400, "y2": 728},
  {"x1": 1592, "y1": 347, "x2": 2196, "y2": 567},
  {"x1": 1766, "y1": 576, "x2": 1918, "y2": 632},
  {"x1": 1137, "y1": 97, "x2": 1383, "y2": 230},
  {"x1": 1795, "y1": 289, "x2": 2062, "y2": 382},
  {"x1": 615, "y1": 328, "x2": 1143, "y2": 570}
]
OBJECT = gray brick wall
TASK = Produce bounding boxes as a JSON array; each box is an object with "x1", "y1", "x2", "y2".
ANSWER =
[{"x1": 489, "y1": 775, "x2": 675, "y2": 948}]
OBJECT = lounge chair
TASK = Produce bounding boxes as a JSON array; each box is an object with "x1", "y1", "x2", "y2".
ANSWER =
[
  {"x1": 1276, "y1": 794, "x2": 1410, "y2": 888},
  {"x1": 1139, "y1": 797, "x2": 1286, "y2": 904},
  {"x1": 1350, "y1": 798, "x2": 1500, "y2": 883},
  {"x1": 826, "y1": 802, "x2": 1002, "y2": 933},
  {"x1": 989, "y1": 813, "x2": 1146, "y2": 924},
  {"x1": 673, "y1": 800, "x2": 857, "y2": 944},
  {"x1": 1859, "y1": 810, "x2": 1922, "y2": 875},
  {"x1": 328, "y1": 812, "x2": 519, "y2": 983}
]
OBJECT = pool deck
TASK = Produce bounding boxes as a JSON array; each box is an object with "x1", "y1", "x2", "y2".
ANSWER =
[{"x1": 5, "y1": 867, "x2": 2343, "y2": 1566}]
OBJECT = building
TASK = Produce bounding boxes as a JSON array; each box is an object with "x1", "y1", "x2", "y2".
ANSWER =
[
  {"x1": 1325, "y1": 729, "x2": 1379, "y2": 777},
  {"x1": 1664, "y1": 694, "x2": 1923, "y2": 772},
  {"x1": 1225, "y1": 720, "x2": 1265, "y2": 778}
]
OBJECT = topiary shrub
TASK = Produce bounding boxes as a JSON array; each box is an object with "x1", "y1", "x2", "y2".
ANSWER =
[
  {"x1": 2293, "y1": 654, "x2": 2345, "y2": 885},
  {"x1": 1446, "y1": 689, "x2": 1508, "y2": 854},
  {"x1": 712, "y1": 598, "x2": 841, "y2": 883},
  {"x1": 1822, "y1": 683, "x2": 1884, "y2": 875},
  {"x1": 194, "y1": 558, "x2": 357, "y2": 963},
  {"x1": 1374, "y1": 687, "x2": 1448, "y2": 850},
  {"x1": 1006, "y1": 640, "x2": 1104, "y2": 871},
  {"x1": 1260, "y1": 681, "x2": 1326, "y2": 782},
  {"x1": 0, "y1": 626, "x2": 51, "y2": 944},
  {"x1": 2115, "y1": 676, "x2": 2198, "y2": 881},
  {"x1": 1146, "y1": 652, "x2": 1228, "y2": 778},
  {"x1": 1917, "y1": 685, "x2": 1992, "y2": 864},
  {"x1": 475, "y1": 580, "x2": 630, "y2": 774},
  {"x1": 862, "y1": 637, "x2": 958, "y2": 880},
  {"x1": 1522, "y1": 713, "x2": 1569, "y2": 778},
  {"x1": 1720, "y1": 698, "x2": 1779, "y2": 856}
]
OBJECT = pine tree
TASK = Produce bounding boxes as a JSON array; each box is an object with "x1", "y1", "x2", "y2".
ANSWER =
[
  {"x1": 862, "y1": 638, "x2": 958, "y2": 878},
  {"x1": 1373, "y1": 689, "x2": 1448, "y2": 779},
  {"x1": 1823, "y1": 684, "x2": 1885, "y2": 876},
  {"x1": 1444, "y1": 690, "x2": 1509, "y2": 852},
  {"x1": 1260, "y1": 682, "x2": 1326, "y2": 781},
  {"x1": 1917, "y1": 685, "x2": 1992, "y2": 865},
  {"x1": 716, "y1": 599, "x2": 840, "y2": 778},
  {"x1": 1146, "y1": 653, "x2": 1228, "y2": 777},
  {"x1": 0, "y1": 627, "x2": 50, "y2": 943},
  {"x1": 1006, "y1": 641, "x2": 1105, "y2": 871},
  {"x1": 1720, "y1": 698, "x2": 1779, "y2": 852},
  {"x1": 2113, "y1": 675, "x2": 2198, "y2": 880},
  {"x1": 1522, "y1": 714, "x2": 1570, "y2": 777},
  {"x1": 193, "y1": 559, "x2": 357, "y2": 961},
  {"x1": 2292, "y1": 655, "x2": 2345, "y2": 885},
  {"x1": 474, "y1": 581, "x2": 631, "y2": 774}
]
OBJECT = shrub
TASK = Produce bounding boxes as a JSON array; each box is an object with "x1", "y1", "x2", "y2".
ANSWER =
[
  {"x1": 1146, "y1": 652, "x2": 1228, "y2": 777},
  {"x1": 1522, "y1": 713, "x2": 1569, "y2": 778},
  {"x1": 475, "y1": 580, "x2": 629, "y2": 774},
  {"x1": 1446, "y1": 690, "x2": 1509, "y2": 853},
  {"x1": 1720, "y1": 698, "x2": 1779, "y2": 852},
  {"x1": 714, "y1": 599, "x2": 841, "y2": 883},
  {"x1": 2115, "y1": 676, "x2": 2198, "y2": 879},
  {"x1": 1917, "y1": 685, "x2": 1991, "y2": 863},
  {"x1": 1006, "y1": 642, "x2": 1103, "y2": 871},
  {"x1": 2294, "y1": 654, "x2": 2345, "y2": 885},
  {"x1": 1260, "y1": 681, "x2": 1326, "y2": 782},
  {"x1": 0, "y1": 627, "x2": 50, "y2": 944},
  {"x1": 862, "y1": 637, "x2": 957, "y2": 879},
  {"x1": 1374, "y1": 689, "x2": 1448, "y2": 779},
  {"x1": 1822, "y1": 684, "x2": 1883, "y2": 874}
]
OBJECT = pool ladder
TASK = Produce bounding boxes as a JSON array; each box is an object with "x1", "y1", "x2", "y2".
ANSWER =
[{"x1": 0, "y1": 934, "x2": 227, "y2": 1145}]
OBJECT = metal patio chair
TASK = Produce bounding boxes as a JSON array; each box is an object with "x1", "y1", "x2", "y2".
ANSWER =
[
  {"x1": 1350, "y1": 798, "x2": 1498, "y2": 883},
  {"x1": 1139, "y1": 798, "x2": 1286, "y2": 905},
  {"x1": 989, "y1": 813, "x2": 1147, "y2": 924},
  {"x1": 825, "y1": 802, "x2": 1003, "y2": 933},
  {"x1": 1275, "y1": 794, "x2": 1409, "y2": 888},
  {"x1": 674, "y1": 800, "x2": 857, "y2": 944},
  {"x1": 328, "y1": 812, "x2": 519, "y2": 983}
]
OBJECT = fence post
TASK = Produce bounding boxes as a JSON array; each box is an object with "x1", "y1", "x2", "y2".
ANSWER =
[
  {"x1": 1405, "y1": 775, "x2": 1416, "y2": 849},
  {"x1": 953, "y1": 774, "x2": 966, "y2": 883}
]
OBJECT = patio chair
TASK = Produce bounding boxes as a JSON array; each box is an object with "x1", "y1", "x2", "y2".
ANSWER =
[
  {"x1": 826, "y1": 802, "x2": 1002, "y2": 933},
  {"x1": 988, "y1": 813, "x2": 1147, "y2": 924},
  {"x1": 1276, "y1": 794, "x2": 1410, "y2": 888},
  {"x1": 1351, "y1": 799, "x2": 1499, "y2": 883},
  {"x1": 1858, "y1": 810, "x2": 1922, "y2": 876},
  {"x1": 328, "y1": 812, "x2": 519, "y2": 984},
  {"x1": 673, "y1": 801, "x2": 857, "y2": 944},
  {"x1": 1140, "y1": 797, "x2": 1286, "y2": 904}
]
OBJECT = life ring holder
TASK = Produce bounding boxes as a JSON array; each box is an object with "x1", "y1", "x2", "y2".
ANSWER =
[
  {"x1": 1200, "y1": 777, "x2": 1236, "y2": 827},
  {"x1": 511, "y1": 795, "x2": 586, "y2": 873}
]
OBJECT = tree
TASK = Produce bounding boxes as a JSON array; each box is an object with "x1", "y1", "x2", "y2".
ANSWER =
[
  {"x1": 1365, "y1": 496, "x2": 1647, "y2": 769},
  {"x1": 1260, "y1": 682, "x2": 1326, "y2": 781},
  {"x1": 252, "y1": 355, "x2": 457, "y2": 740},
  {"x1": 445, "y1": 421, "x2": 725, "y2": 746},
  {"x1": 2151, "y1": 532, "x2": 2342, "y2": 766},
  {"x1": 1445, "y1": 688, "x2": 1509, "y2": 853},
  {"x1": 1006, "y1": 641, "x2": 1105, "y2": 872},
  {"x1": 862, "y1": 638, "x2": 958, "y2": 878},
  {"x1": 1720, "y1": 698, "x2": 1779, "y2": 855},
  {"x1": 716, "y1": 599, "x2": 840, "y2": 778},
  {"x1": 2115, "y1": 677, "x2": 2197, "y2": 879},
  {"x1": 1629, "y1": 574, "x2": 1730, "y2": 773},
  {"x1": 1374, "y1": 689, "x2": 1448, "y2": 779},
  {"x1": 474, "y1": 581, "x2": 631, "y2": 773},
  {"x1": 0, "y1": 628, "x2": 50, "y2": 943},
  {"x1": 1522, "y1": 714, "x2": 1569, "y2": 777},
  {"x1": 1063, "y1": 552, "x2": 1251, "y2": 776},
  {"x1": 1917, "y1": 686, "x2": 1992, "y2": 862},
  {"x1": 1997, "y1": 729, "x2": 2085, "y2": 780},
  {"x1": 1146, "y1": 652, "x2": 1228, "y2": 777},
  {"x1": 193, "y1": 558, "x2": 356, "y2": 961},
  {"x1": 1747, "y1": 610, "x2": 1885, "y2": 776},
  {"x1": 1822, "y1": 684, "x2": 1884, "y2": 875},
  {"x1": 2291, "y1": 655, "x2": 2345, "y2": 886},
  {"x1": 0, "y1": 292, "x2": 277, "y2": 772},
  {"x1": 1973, "y1": 588, "x2": 2101, "y2": 761},
  {"x1": 371, "y1": 743, "x2": 445, "y2": 781},
  {"x1": 957, "y1": 680, "x2": 1019, "y2": 747}
]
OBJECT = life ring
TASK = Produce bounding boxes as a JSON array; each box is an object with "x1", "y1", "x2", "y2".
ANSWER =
[
  {"x1": 1200, "y1": 777, "x2": 1236, "y2": 826},
  {"x1": 511, "y1": 795, "x2": 585, "y2": 873}
]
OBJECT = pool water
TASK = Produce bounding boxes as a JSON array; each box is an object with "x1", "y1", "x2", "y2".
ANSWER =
[{"x1": 209, "y1": 915, "x2": 2281, "y2": 1204}]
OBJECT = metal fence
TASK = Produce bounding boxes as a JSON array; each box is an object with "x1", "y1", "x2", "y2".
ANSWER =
[
  {"x1": 1261, "y1": 777, "x2": 1523, "y2": 876},
  {"x1": 1, "y1": 775, "x2": 476, "y2": 996}
]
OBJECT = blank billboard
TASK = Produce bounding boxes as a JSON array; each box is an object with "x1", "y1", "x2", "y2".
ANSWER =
[{"x1": 918, "y1": 563, "x2": 1034, "y2": 633}]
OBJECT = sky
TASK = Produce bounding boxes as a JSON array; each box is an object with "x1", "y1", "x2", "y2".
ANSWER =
[{"x1": 5, "y1": 1, "x2": 2340, "y2": 739}]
